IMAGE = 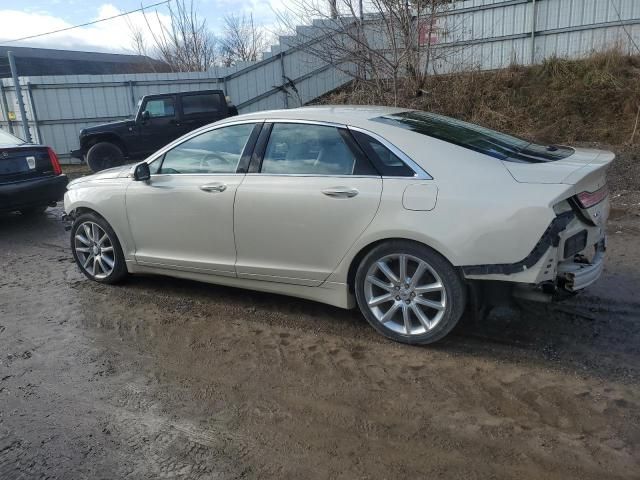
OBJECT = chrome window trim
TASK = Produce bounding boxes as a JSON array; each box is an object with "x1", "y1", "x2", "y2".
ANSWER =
[
  {"x1": 245, "y1": 173, "x2": 378, "y2": 179},
  {"x1": 267, "y1": 118, "x2": 345, "y2": 128},
  {"x1": 149, "y1": 173, "x2": 246, "y2": 178},
  {"x1": 347, "y1": 125, "x2": 433, "y2": 180}
]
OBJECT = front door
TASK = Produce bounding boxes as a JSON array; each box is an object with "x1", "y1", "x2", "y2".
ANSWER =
[
  {"x1": 126, "y1": 123, "x2": 259, "y2": 275},
  {"x1": 234, "y1": 122, "x2": 383, "y2": 286},
  {"x1": 135, "y1": 95, "x2": 183, "y2": 157}
]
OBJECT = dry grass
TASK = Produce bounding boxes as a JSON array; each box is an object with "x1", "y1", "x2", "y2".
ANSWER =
[{"x1": 315, "y1": 49, "x2": 640, "y2": 146}]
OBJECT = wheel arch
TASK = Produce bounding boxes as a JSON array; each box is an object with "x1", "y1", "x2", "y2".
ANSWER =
[
  {"x1": 66, "y1": 200, "x2": 134, "y2": 262},
  {"x1": 345, "y1": 237, "x2": 459, "y2": 293},
  {"x1": 82, "y1": 134, "x2": 127, "y2": 156}
]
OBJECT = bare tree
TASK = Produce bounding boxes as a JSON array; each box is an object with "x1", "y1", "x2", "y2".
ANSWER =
[
  {"x1": 219, "y1": 13, "x2": 268, "y2": 67},
  {"x1": 276, "y1": 0, "x2": 454, "y2": 103},
  {"x1": 129, "y1": 0, "x2": 217, "y2": 72},
  {"x1": 329, "y1": 0, "x2": 339, "y2": 19}
]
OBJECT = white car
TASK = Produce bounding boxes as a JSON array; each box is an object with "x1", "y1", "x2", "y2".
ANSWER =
[{"x1": 64, "y1": 106, "x2": 612, "y2": 344}]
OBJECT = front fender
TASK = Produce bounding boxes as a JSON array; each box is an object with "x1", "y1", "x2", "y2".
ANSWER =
[{"x1": 64, "y1": 180, "x2": 135, "y2": 261}]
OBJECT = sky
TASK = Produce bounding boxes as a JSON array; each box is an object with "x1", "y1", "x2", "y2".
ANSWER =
[{"x1": 0, "y1": 0, "x2": 287, "y2": 54}]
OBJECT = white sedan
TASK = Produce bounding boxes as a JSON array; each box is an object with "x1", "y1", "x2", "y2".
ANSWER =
[{"x1": 64, "y1": 106, "x2": 612, "y2": 344}]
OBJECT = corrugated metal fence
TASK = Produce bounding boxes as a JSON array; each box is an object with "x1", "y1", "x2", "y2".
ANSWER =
[{"x1": 1, "y1": 0, "x2": 638, "y2": 163}]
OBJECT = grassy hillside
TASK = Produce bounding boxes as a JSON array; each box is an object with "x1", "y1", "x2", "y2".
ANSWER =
[{"x1": 316, "y1": 49, "x2": 640, "y2": 145}]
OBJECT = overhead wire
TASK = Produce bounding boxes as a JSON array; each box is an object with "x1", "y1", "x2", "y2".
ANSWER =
[{"x1": 1, "y1": 0, "x2": 171, "y2": 44}]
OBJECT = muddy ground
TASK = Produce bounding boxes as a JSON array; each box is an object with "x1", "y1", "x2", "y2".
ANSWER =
[{"x1": 1, "y1": 201, "x2": 639, "y2": 479}]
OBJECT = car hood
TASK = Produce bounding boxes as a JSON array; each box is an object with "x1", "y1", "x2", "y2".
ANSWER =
[
  {"x1": 81, "y1": 119, "x2": 134, "y2": 134},
  {"x1": 68, "y1": 164, "x2": 133, "y2": 186}
]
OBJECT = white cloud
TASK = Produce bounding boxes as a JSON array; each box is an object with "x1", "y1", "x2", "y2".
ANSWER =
[
  {"x1": 0, "y1": 4, "x2": 171, "y2": 54},
  {"x1": 0, "y1": 1, "x2": 291, "y2": 55}
]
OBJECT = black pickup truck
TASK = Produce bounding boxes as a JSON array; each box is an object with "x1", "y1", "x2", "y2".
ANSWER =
[{"x1": 71, "y1": 90, "x2": 238, "y2": 171}]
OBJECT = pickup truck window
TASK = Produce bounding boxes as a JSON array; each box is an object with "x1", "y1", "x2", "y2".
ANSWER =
[
  {"x1": 182, "y1": 93, "x2": 224, "y2": 115},
  {"x1": 144, "y1": 98, "x2": 175, "y2": 118}
]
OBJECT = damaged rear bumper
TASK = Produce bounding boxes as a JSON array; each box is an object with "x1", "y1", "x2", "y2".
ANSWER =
[{"x1": 557, "y1": 238, "x2": 606, "y2": 292}]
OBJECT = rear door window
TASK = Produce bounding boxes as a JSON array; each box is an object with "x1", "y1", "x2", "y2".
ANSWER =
[
  {"x1": 260, "y1": 123, "x2": 375, "y2": 176},
  {"x1": 351, "y1": 131, "x2": 415, "y2": 177},
  {"x1": 181, "y1": 93, "x2": 225, "y2": 116}
]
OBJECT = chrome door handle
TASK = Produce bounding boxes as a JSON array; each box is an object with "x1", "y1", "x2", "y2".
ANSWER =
[
  {"x1": 322, "y1": 187, "x2": 359, "y2": 198},
  {"x1": 200, "y1": 183, "x2": 227, "y2": 192}
]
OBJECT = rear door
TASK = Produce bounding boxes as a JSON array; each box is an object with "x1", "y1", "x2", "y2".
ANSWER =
[
  {"x1": 178, "y1": 91, "x2": 229, "y2": 134},
  {"x1": 233, "y1": 122, "x2": 383, "y2": 286}
]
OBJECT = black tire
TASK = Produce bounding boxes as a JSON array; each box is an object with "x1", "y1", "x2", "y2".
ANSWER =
[
  {"x1": 20, "y1": 205, "x2": 48, "y2": 216},
  {"x1": 354, "y1": 240, "x2": 467, "y2": 345},
  {"x1": 86, "y1": 142, "x2": 124, "y2": 172},
  {"x1": 71, "y1": 212, "x2": 127, "y2": 284}
]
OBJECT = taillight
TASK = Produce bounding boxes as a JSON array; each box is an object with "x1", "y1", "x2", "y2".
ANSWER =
[
  {"x1": 47, "y1": 147, "x2": 62, "y2": 175},
  {"x1": 576, "y1": 186, "x2": 608, "y2": 209}
]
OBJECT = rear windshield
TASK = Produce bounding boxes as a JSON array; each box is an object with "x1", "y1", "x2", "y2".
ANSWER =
[{"x1": 372, "y1": 111, "x2": 573, "y2": 163}]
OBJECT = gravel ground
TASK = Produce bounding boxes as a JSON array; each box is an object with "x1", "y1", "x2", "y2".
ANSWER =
[{"x1": 0, "y1": 201, "x2": 639, "y2": 479}]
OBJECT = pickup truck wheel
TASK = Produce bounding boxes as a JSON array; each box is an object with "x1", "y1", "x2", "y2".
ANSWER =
[{"x1": 87, "y1": 142, "x2": 124, "y2": 172}]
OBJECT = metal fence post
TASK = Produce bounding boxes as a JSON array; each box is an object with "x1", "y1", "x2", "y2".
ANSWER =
[
  {"x1": 530, "y1": 0, "x2": 537, "y2": 65},
  {"x1": 26, "y1": 82, "x2": 42, "y2": 144},
  {"x1": 128, "y1": 80, "x2": 136, "y2": 108},
  {"x1": 0, "y1": 81, "x2": 15, "y2": 135},
  {"x1": 280, "y1": 52, "x2": 289, "y2": 109},
  {"x1": 8, "y1": 51, "x2": 32, "y2": 142}
]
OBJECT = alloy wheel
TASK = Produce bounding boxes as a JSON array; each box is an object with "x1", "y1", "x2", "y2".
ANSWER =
[
  {"x1": 363, "y1": 254, "x2": 447, "y2": 336},
  {"x1": 74, "y1": 221, "x2": 116, "y2": 279}
]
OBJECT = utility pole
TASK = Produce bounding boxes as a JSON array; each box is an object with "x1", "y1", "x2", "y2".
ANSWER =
[
  {"x1": 7, "y1": 51, "x2": 32, "y2": 143},
  {"x1": 530, "y1": 0, "x2": 537, "y2": 65}
]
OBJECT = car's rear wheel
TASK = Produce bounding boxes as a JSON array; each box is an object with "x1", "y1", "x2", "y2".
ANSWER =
[
  {"x1": 86, "y1": 142, "x2": 124, "y2": 172},
  {"x1": 71, "y1": 212, "x2": 127, "y2": 284},
  {"x1": 355, "y1": 241, "x2": 466, "y2": 345}
]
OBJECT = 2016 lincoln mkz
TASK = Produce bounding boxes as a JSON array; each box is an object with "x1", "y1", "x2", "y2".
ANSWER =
[{"x1": 64, "y1": 106, "x2": 611, "y2": 344}]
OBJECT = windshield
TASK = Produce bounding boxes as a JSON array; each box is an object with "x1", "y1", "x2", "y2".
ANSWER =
[
  {"x1": 373, "y1": 111, "x2": 573, "y2": 163},
  {"x1": 0, "y1": 128, "x2": 24, "y2": 145}
]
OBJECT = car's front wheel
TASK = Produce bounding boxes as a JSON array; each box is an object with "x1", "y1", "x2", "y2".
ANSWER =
[
  {"x1": 71, "y1": 212, "x2": 127, "y2": 284},
  {"x1": 355, "y1": 241, "x2": 466, "y2": 345}
]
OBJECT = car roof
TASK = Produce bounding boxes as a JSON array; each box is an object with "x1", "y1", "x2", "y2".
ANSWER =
[{"x1": 231, "y1": 105, "x2": 412, "y2": 128}]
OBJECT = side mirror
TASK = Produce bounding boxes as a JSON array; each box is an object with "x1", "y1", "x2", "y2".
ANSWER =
[
  {"x1": 140, "y1": 110, "x2": 150, "y2": 122},
  {"x1": 133, "y1": 162, "x2": 151, "y2": 181}
]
